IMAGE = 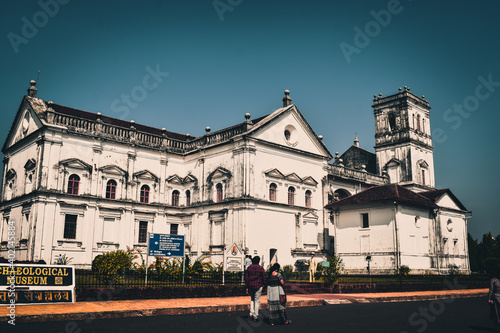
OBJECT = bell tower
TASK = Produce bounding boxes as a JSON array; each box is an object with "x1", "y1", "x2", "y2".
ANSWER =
[{"x1": 372, "y1": 86, "x2": 435, "y2": 191}]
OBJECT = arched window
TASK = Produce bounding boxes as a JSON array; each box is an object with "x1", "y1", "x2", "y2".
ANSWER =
[
  {"x1": 422, "y1": 169, "x2": 426, "y2": 185},
  {"x1": 67, "y1": 174, "x2": 80, "y2": 195},
  {"x1": 417, "y1": 114, "x2": 421, "y2": 132},
  {"x1": 216, "y1": 183, "x2": 223, "y2": 203},
  {"x1": 288, "y1": 186, "x2": 295, "y2": 205},
  {"x1": 269, "y1": 183, "x2": 277, "y2": 202},
  {"x1": 140, "y1": 185, "x2": 150, "y2": 203},
  {"x1": 305, "y1": 190, "x2": 312, "y2": 208},
  {"x1": 334, "y1": 189, "x2": 351, "y2": 201},
  {"x1": 186, "y1": 190, "x2": 191, "y2": 206},
  {"x1": 106, "y1": 180, "x2": 117, "y2": 199},
  {"x1": 172, "y1": 190, "x2": 180, "y2": 207}
]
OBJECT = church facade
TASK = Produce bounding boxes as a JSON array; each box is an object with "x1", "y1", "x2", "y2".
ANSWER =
[{"x1": 0, "y1": 82, "x2": 470, "y2": 274}]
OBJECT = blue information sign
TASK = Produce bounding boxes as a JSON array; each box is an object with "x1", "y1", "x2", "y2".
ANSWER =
[{"x1": 148, "y1": 233, "x2": 185, "y2": 257}]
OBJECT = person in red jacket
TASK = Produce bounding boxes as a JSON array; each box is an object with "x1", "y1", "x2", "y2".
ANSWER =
[{"x1": 244, "y1": 256, "x2": 266, "y2": 321}]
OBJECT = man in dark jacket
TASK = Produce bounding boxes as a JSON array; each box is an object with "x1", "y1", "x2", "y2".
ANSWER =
[{"x1": 244, "y1": 256, "x2": 266, "y2": 321}]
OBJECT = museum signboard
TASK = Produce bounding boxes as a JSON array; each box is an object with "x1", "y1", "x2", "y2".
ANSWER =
[
  {"x1": 0, "y1": 264, "x2": 75, "y2": 305},
  {"x1": 224, "y1": 243, "x2": 244, "y2": 272}
]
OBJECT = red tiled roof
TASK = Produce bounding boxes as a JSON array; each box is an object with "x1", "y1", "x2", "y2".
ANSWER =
[
  {"x1": 325, "y1": 184, "x2": 438, "y2": 209},
  {"x1": 419, "y1": 189, "x2": 448, "y2": 202},
  {"x1": 420, "y1": 188, "x2": 468, "y2": 211}
]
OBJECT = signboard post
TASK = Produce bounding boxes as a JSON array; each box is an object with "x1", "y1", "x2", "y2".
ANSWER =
[
  {"x1": 223, "y1": 243, "x2": 244, "y2": 285},
  {"x1": 145, "y1": 232, "x2": 150, "y2": 286},
  {"x1": 0, "y1": 264, "x2": 75, "y2": 305},
  {"x1": 147, "y1": 233, "x2": 186, "y2": 285}
]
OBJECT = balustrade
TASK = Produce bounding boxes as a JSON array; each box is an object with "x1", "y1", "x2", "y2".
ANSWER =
[
  {"x1": 325, "y1": 164, "x2": 386, "y2": 185},
  {"x1": 49, "y1": 113, "x2": 252, "y2": 154}
]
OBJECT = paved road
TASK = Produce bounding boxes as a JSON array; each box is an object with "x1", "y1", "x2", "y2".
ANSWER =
[{"x1": 3, "y1": 297, "x2": 496, "y2": 333}]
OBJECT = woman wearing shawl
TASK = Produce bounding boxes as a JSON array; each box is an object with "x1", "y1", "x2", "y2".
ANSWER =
[
  {"x1": 489, "y1": 264, "x2": 500, "y2": 330},
  {"x1": 266, "y1": 263, "x2": 291, "y2": 325}
]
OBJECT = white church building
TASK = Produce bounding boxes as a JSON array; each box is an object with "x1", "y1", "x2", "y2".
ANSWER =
[{"x1": 0, "y1": 81, "x2": 470, "y2": 274}]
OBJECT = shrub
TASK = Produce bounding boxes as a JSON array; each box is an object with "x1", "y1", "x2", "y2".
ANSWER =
[
  {"x1": 92, "y1": 249, "x2": 134, "y2": 283},
  {"x1": 294, "y1": 260, "x2": 308, "y2": 273},
  {"x1": 281, "y1": 265, "x2": 293, "y2": 281},
  {"x1": 149, "y1": 257, "x2": 182, "y2": 281},
  {"x1": 396, "y1": 265, "x2": 411, "y2": 278}
]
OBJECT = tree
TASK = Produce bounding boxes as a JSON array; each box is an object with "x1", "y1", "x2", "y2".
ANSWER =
[
  {"x1": 477, "y1": 232, "x2": 497, "y2": 272},
  {"x1": 483, "y1": 258, "x2": 500, "y2": 278},
  {"x1": 317, "y1": 255, "x2": 344, "y2": 285},
  {"x1": 467, "y1": 233, "x2": 479, "y2": 272}
]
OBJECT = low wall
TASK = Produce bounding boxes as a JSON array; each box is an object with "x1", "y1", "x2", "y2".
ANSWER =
[
  {"x1": 76, "y1": 280, "x2": 490, "y2": 301},
  {"x1": 76, "y1": 285, "x2": 247, "y2": 301},
  {"x1": 333, "y1": 280, "x2": 489, "y2": 294}
]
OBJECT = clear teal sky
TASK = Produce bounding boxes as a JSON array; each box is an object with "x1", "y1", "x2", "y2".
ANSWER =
[{"x1": 1, "y1": 0, "x2": 499, "y2": 239}]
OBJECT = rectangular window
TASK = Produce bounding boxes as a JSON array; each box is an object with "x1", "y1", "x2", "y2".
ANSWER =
[
  {"x1": 170, "y1": 223, "x2": 178, "y2": 235},
  {"x1": 63, "y1": 214, "x2": 77, "y2": 239},
  {"x1": 138, "y1": 221, "x2": 148, "y2": 243},
  {"x1": 361, "y1": 213, "x2": 369, "y2": 228}
]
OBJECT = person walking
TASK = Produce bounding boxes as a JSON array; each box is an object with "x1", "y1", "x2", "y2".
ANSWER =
[
  {"x1": 244, "y1": 256, "x2": 266, "y2": 321},
  {"x1": 266, "y1": 263, "x2": 291, "y2": 325},
  {"x1": 489, "y1": 266, "x2": 500, "y2": 331}
]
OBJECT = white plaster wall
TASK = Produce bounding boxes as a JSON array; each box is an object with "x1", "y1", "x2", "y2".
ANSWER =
[
  {"x1": 335, "y1": 206, "x2": 396, "y2": 271},
  {"x1": 3, "y1": 141, "x2": 39, "y2": 200},
  {"x1": 438, "y1": 211, "x2": 469, "y2": 271},
  {"x1": 253, "y1": 111, "x2": 325, "y2": 157},
  {"x1": 436, "y1": 195, "x2": 461, "y2": 211},
  {"x1": 246, "y1": 207, "x2": 298, "y2": 268},
  {"x1": 397, "y1": 206, "x2": 433, "y2": 269},
  {"x1": 253, "y1": 142, "x2": 324, "y2": 208}
]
